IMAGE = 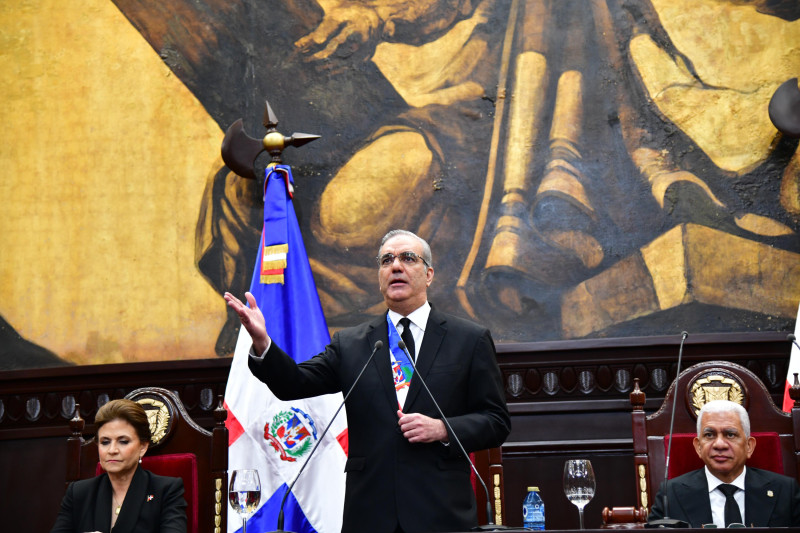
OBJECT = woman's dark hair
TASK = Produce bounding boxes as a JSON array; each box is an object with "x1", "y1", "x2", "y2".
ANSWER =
[{"x1": 94, "y1": 399, "x2": 151, "y2": 443}]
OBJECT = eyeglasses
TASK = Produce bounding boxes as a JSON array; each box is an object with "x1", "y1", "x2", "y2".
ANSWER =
[{"x1": 376, "y1": 251, "x2": 430, "y2": 268}]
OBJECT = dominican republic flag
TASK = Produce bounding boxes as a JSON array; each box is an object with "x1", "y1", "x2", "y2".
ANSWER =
[
  {"x1": 224, "y1": 164, "x2": 347, "y2": 533},
  {"x1": 782, "y1": 301, "x2": 800, "y2": 412}
]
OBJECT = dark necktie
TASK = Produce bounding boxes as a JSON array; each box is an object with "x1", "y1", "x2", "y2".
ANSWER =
[
  {"x1": 718, "y1": 484, "x2": 743, "y2": 527},
  {"x1": 399, "y1": 317, "x2": 415, "y2": 361}
]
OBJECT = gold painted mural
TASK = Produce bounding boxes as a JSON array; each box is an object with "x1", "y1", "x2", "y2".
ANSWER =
[
  {"x1": 1, "y1": 0, "x2": 799, "y2": 368},
  {"x1": 0, "y1": 0, "x2": 226, "y2": 366}
]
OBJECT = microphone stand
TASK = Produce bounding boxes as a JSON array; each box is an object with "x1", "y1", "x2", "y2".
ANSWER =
[
  {"x1": 269, "y1": 340, "x2": 384, "y2": 533},
  {"x1": 789, "y1": 333, "x2": 800, "y2": 352},
  {"x1": 398, "y1": 340, "x2": 514, "y2": 531},
  {"x1": 788, "y1": 335, "x2": 800, "y2": 406},
  {"x1": 646, "y1": 331, "x2": 689, "y2": 529}
]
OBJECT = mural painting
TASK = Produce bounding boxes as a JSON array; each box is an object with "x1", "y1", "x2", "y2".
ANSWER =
[{"x1": 1, "y1": 0, "x2": 799, "y2": 369}]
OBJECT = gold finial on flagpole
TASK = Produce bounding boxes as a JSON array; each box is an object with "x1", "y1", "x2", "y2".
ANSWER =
[{"x1": 221, "y1": 100, "x2": 320, "y2": 179}]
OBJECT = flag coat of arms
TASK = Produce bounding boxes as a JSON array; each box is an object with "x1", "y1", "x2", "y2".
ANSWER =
[{"x1": 224, "y1": 165, "x2": 347, "y2": 533}]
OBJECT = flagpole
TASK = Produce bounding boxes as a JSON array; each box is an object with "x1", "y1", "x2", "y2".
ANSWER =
[{"x1": 222, "y1": 104, "x2": 345, "y2": 533}]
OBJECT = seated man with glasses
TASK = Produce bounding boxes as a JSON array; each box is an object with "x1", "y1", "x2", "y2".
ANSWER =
[
  {"x1": 648, "y1": 400, "x2": 800, "y2": 528},
  {"x1": 224, "y1": 229, "x2": 511, "y2": 533}
]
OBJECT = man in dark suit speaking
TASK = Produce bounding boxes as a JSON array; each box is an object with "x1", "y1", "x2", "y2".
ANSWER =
[
  {"x1": 648, "y1": 399, "x2": 800, "y2": 527},
  {"x1": 224, "y1": 229, "x2": 511, "y2": 533}
]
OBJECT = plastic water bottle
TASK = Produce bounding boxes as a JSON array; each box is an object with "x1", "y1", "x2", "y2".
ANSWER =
[{"x1": 523, "y1": 486, "x2": 545, "y2": 530}]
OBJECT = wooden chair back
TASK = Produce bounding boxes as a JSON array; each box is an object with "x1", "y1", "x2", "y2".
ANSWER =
[
  {"x1": 630, "y1": 360, "x2": 800, "y2": 513},
  {"x1": 472, "y1": 446, "x2": 506, "y2": 526},
  {"x1": 66, "y1": 387, "x2": 228, "y2": 533}
]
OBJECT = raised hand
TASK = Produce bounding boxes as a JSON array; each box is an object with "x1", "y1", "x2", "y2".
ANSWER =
[{"x1": 223, "y1": 292, "x2": 269, "y2": 355}]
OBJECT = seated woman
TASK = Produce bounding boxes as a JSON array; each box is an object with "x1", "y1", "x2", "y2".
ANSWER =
[{"x1": 51, "y1": 399, "x2": 187, "y2": 532}]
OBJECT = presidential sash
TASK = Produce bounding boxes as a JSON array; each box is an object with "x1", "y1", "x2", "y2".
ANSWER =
[{"x1": 387, "y1": 315, "x2": 414, "y2": 409}]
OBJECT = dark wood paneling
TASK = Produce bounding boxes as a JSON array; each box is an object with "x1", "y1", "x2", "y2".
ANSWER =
[
  {"x1": 0, "y1": 436, "x2": 66, "y2": 532},
  {"x1": 0, "y1": 332, "x2": 791, "y2": 532},
  {"x1": 504, "y1": 446, "x2": 634, "y2": 530},
  {"x1": 0, "y1": 358, "x2": 231, "y2": 533},
  {"x1": 495, "y1": 331, "x2": 790, "y2": 529}
]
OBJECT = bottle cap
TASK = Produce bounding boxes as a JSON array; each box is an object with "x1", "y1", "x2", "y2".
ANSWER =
[{"x1": 527, "y1": 486, "x2": 539, "y2": 491}]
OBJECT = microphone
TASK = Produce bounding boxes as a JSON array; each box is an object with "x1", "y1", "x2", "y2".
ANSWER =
[
  {"x1": 646, "y1": 332, "x2": 689, "y2": 529},
  {"x1": 397, "y1": 340, "x2": 511, "y2": 531},
  {"x1": 789, "y1": 333, "x2": 800, "y2": 351},
  {"x1": 270, "y1": 340, "x2": 384, "y2": 533}
]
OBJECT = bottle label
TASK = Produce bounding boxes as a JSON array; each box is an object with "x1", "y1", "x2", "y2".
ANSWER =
[{"x1": 523, "y1": 491, "x2": 545, "y2": 529}]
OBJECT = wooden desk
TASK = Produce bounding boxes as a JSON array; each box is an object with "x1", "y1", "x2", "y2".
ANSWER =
[{"x1": 470, "y1": 530, "x2": 798, "y2": 532}]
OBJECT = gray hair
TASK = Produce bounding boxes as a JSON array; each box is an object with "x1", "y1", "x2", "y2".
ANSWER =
[
  {"x1": 379, "y1": 230, "x2": 433, "y2": 269},
  {"x1": 696, "y1": 400, "x2": 751, "y2": 438}
]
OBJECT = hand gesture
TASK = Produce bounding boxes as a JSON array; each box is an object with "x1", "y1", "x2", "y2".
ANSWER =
[
  {"x1": 397, "y1": 410, "x2": 448, "y2": 443},
  {"x1": 223, "y1": 292, "x2": 269, "y2": 355}
]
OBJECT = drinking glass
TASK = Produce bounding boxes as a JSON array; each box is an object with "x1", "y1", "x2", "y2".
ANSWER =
[
  {"x1": 563, "y1": 459, "x2": 595, "y2": 529},
  {"x1": 229, "y1": 469, "x2": 261, "y2": 533}
]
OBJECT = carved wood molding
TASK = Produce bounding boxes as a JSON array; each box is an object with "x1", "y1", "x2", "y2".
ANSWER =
[
  {"x1": 497, "y1": 331, "x2": 789, "y2": 408},
  {"x1": 0, "y1": 332, "x2": 790, "y2": 439},
  {"x1": 0, "y1": 358, "x2": 230, "y2": 438}
]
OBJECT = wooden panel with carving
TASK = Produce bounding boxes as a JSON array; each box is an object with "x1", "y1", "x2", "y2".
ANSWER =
[{"x1": 0, "y1": 331, "x2": 791, "y2": 531}]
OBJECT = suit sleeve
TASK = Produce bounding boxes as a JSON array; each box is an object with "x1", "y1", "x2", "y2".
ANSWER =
[
  {"x1": 648, "y1": 482, "x2": 667, "y2": 522},
  {"x1": 248, "y1": 334, "x2": 342, "y2": 400},
  {"x1": 159, "y1": 476, "x2": 188, "y2": 533},
  {"x1": 443, "y1": 329, "x2": 511, "y2": 455},
  {"x1": 49, "y1": 482, "x2": 77, "y2": 533},
  {"x1": 788, "y1": 476, "x2": 800, "y2": 526}
]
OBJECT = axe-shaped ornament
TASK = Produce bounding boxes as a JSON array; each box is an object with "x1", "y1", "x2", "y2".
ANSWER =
[
  {"x1": 221, "y1": 100, "x2": 320, "y2": 179},
  {"x1": 769, "y1": 78, "x2": 800, "y2": 138}
]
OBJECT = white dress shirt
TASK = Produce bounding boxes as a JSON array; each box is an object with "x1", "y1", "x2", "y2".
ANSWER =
[
  {"x1": 387, "y1": 301, "x2": 430, "y2": 361},
  {"x1": 705, "y1": 466, "x2": 746, "y2": 528}
]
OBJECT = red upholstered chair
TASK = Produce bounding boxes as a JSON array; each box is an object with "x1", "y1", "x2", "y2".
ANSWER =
[
  {"x1": 66, "y1": 387, "x2": 228, "y2": 533},
  {"x1": 603, "y1": 360, "x2": 800, "y2": 528},
  {"x1": 663, "y1": 432, "x2": 783, "y2": 478},
  {"x1": 471, "y1": 446, "x2": 506, "y2": 526}
]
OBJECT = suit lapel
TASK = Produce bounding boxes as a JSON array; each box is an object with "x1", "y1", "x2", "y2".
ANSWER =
[
  {"x1": 744, "y1": 468, "x2": 777, "y2": 527},
  {"x1": 111, "y1": 467, "x2": 148, "y2": 533},
  {"x1": 367, "y1": 314, "x2": 397, "y2": 414},
  {"x1": 673, "y1": 470, "x2": 713, "y2": 527},
  {"x1": 94, "y1": 474, "x2": 113, "y2": 533},
  {"x1": 404, "y1": 309, "x2": 445, "y2": 410}
]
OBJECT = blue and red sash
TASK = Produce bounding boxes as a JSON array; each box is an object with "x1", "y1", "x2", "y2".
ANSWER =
[{"x1": 387, "y1": 315, "x2": 414, "y2": 408}]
